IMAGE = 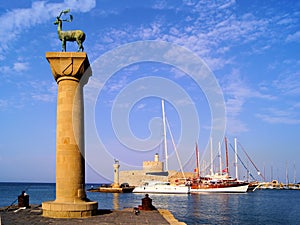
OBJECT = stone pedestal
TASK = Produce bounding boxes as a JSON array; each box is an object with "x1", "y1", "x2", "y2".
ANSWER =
[{"x1": 42, "y1": 52, "x2": 98, "y2": 218}]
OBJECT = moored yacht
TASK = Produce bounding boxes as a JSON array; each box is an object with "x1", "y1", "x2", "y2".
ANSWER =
[
  {"x1": 190, "y1": 138, "x2": 249, "y2": 193},
  {"x1": 190, "y1": 176, "x2": 249, "y2": 193},
  {"x1": 133, "y1": 181, "x2": 190, "y2": 194}
]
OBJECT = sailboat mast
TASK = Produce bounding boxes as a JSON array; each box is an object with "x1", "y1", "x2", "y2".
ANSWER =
[
  {"x1": 218, "y1": 142, "x2": 222, "y2": 175},
  {"x1": 210, "y1": 137, "x2": 214, "y2": 176},
  {"x1": 264, "y1": 163, "x2": 266, "y2": 182},
  {"x1": 238, "y1": 141, "x2": 265, "y2": 181},
  {"x1": 166, "y1": 118, "x2": 185, "y2": 179},
  {"x1": 234, "y1": 138, "x2": 238, "y2": 180},
  {"x1": 294, "y1": 162, "x2": 296, "y2": 184},
  {"x1": 161, "y1": 99, "x2": 168, "y2": 171},
  {"x1": 286, "y1": 161, "x2": 289, "y2": 185},
  {"x1": 225, "y1": 137, "x2": 229, "y2": 178},
  {"x1": 196, "y1": 143, "x2": 200, "y2": 179},
  {"x1": 271, "y1": 164, "x2": 273, "y2": 181}
]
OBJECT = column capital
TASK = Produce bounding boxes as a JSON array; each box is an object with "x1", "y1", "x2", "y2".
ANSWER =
[{"x1": 46, "y1": 52, "x2": 92, "y2": 84}]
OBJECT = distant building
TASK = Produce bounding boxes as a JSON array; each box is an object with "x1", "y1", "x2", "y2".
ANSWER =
[
  {"x1": 119, "y1": 153, "x2": 194, "y2": 186},
  {"x1": 119, "y1": 153, "x2": 167, "y2": 186}
]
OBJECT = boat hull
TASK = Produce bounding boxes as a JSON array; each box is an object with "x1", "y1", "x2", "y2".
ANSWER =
[
  {"x1": 88, "y1": 187, "x2": 135, "y2": 193},
  {"x1": 191, "y1": 183, "x2": 249, "y2": 193},
  {"x1": 133, "y1": 185, "x2": 190, "y2": 194}
]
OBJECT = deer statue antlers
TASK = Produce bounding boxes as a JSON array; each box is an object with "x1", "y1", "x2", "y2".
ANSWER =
[{"x1": 54, "y1": 9, "x2": 86, "y2": 52}]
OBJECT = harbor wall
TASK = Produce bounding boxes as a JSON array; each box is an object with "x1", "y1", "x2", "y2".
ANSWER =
[
  {"x1": 119, "y1": 154, "x2": 195, "y2": 186},
  {"x1": 119, "y1": 170, "x2": 168, "y2": 186},
  {"x1": 119, "y1": 170, "x2": 195, "y2": 186}
]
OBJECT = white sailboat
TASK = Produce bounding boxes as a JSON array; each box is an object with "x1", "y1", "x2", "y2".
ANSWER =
[
  {"x1": 133, "y1": 99, "x2": 190, "y2": 194},
  {"x1": 190, "y1": 138, "x2": 249, "y2": 193},
  {"x1": 133, "y1": 181, "x2": 190, "y2": 194}
]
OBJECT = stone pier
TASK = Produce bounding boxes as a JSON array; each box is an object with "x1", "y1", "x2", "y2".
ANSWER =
[{"x1": 42, "y1": 52, "x2": 98, "y2": 218}]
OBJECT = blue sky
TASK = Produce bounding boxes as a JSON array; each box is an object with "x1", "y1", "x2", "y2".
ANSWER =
[{"x1": 0, "y1": 0, "x2": 299, "y2": 183}]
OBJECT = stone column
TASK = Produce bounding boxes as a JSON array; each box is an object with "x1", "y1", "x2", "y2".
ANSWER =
[
  {"x1": 112, "y1": 161, "x2": 120, "y2": 188},
  {"x1": 42, "y1": 52, "x2": 98, "y2": 218}
]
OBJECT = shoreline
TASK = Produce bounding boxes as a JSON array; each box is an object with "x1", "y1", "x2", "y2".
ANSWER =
[{"x1": 0, "y1": 204, "x2": 186, "y2": 225}]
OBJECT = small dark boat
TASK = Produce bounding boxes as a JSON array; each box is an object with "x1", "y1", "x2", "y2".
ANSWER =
[
  {"x1": 247, "y1": 181, "x2": 259, "y2": 192},
  {"x1": 88, "y1": 183, "x2": 135, "y2": 193}
]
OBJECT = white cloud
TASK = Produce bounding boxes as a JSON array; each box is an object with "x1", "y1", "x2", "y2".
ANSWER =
[
  {"x1": 64, "y1": 0, "x2": 96, "y2": 13},
  {"x1": 13, "y1": 62, "x2": 29, "y2": 72},
  {"x1": 223, "y1": 70, "x2": 275, "y2": 101},
  {"x1": 286, "y1": 31, "x2": 300, "y2": 42},
  {"x1": 31, "y1": 93, "x2": 54, "y2": 102},
  {"x1": 94, "y1": 0, "x2": 272, "y2": 65},
  {"x1": 171, "y1": 67, "x2": 187, "y2": 79},
  {"x1": 153, "y1": 0, "x2": 168, "y2": 10},
  {"x1": 256, "y1": 108, "x2": 300, "y2": 125},
  {"x1": 136, "y1": 103, "x2": 146, "y2": 110},
  {"x1": 29, "y1": 81, "x2": 57, "y2": 103},
  {"x1": 293, "y1": 102, "x2": 300, "y2": 108},
  {"x1": 105, "y1": 75, "x2": 128, "y2": 93},
  {"x1": 221, "y1": 70, "x2": 275, "y2": 134},
  {"x1": 255, "y1": 72, "x2": 300, "y2": 125},
  {"x1": 0, "y1": 99, "x2": 9, "y2": 110},
  {"x1": 277, "y1": 17, "x2": 295, "y2": 25},
  {"x1": 226, "y1": 117, "x2": 248, "y2": 133},
  {"x1": 218, "y1": 0, "x2": 236, "y2": 10},
  {"x1": 87, "y1": 1, "x2": 284, "y2": 136},
  {"x1": 0, "y1": 61, "x2": 29, "y2": 80},
  {"x1": 272, "y1": 73, "x2": 300, "y2": 96},
  {"x1": 0, "y1": 0, "x2": 96, "y2": 59}
]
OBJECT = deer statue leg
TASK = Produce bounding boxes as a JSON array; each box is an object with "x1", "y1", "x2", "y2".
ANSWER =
[
  {"x1": 62, "y1": 39, "x2": 66, "y2": 52},
  {"x1": 77, "y1": 39, "x2": 84, "y2": 52}
]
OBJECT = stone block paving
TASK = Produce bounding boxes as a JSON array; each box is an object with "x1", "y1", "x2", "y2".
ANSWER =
[{"x1": 0, "y1": 205, "x2": 170, "y2": 225}]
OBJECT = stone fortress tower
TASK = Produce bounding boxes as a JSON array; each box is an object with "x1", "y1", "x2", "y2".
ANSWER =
[
  {"x1": 119, "y1": 153, "x2": 168, "y2": 186},
  {"x1": 142, "y1": 153, "x2": 164, "y2": 172},
  {"x1": 119, "y1": 153, "x2": 195, "y2": 186}
]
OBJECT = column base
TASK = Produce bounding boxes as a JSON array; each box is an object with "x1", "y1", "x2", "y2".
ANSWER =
[{"x1": 42, "y1": 200, "x2": 98, "y2": 218}]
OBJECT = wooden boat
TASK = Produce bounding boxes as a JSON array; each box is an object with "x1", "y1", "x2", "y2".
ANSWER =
[
  {"x1": 190, "y1": 176, "x2": 249, "y2": 193},
  {"x1": 190, "y1": 138, "x2": 249, "y2": 193},
  {"x1": 88, "y1": 183, "x2": 135, "y2": 193},
  {"x1": 247, "y1": 181, "x2": 259, "y2": 192}
]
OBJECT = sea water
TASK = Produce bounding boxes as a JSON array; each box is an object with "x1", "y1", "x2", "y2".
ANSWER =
[{"x1": 0, "y1": 182, "x2": 300, "y2": 225}]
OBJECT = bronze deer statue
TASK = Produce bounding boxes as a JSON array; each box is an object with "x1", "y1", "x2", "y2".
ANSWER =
[{"x1": 54, "y1": 9, "x2": 85, "y2": 52}]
